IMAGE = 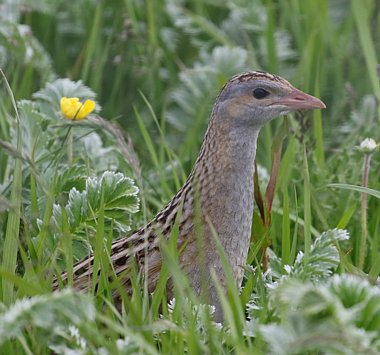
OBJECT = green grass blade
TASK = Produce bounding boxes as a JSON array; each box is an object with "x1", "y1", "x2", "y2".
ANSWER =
[
  {"x1": 92, "y1": 191, "x2": 105, "y2": 295},
  {"x1": 352, "y1": 0, "x2": 380, "y2": 120},
  {"x1": 60, "y1": 204, "x2": 73, "y2": 287},
  {"x1": 81, "y1": 1, "x2": 103, "y2": 82},
  {"x1": 368, "y1": 251, "x2": 380, "y2": 284},
  {"x1": 336, "y1": 204, "x2": 357, "y2": 229},
  {"x1": 303, "y1": 144, "x2": 312, "y2": 258},
  {"x1": 1, "y1": 69, "x2": 22, "y2": 305},
  {"x1": 313, "y1": 83, "x2": 325, "y2": 167},
  {"x1": 282, "y1": 188, "x2": 291, "y2": 265},
  {"x1": 134, "y1": 105, "x2": 173, "y2": 197},
  {"x1": 0, "y1": 269, "x2": 42, "y2": 297},
  {"x1": 36, "y1": 175, "x2": 56, "y2": 261},
  {"x1": 138, "y1": 91, "x2": 182, "y2": 190},
  {"x1": 327, "y1": 183, "x2": 380, "y2": 199}
]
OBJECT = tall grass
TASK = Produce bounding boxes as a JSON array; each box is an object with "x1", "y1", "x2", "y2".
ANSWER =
[{"x1": 0, "y1": 0, "x2": 380, "y2": 353}]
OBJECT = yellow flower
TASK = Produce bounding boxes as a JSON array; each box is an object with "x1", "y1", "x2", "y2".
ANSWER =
[{"x1": 60, "y1": 97, "x2": 96, "y2": 120}]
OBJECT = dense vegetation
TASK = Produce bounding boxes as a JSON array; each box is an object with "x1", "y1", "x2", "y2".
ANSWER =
[{"x1": 0, "y1": 0, "x2": 380, "y2": 353}]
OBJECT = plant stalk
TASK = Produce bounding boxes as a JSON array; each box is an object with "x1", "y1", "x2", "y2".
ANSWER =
[{"x1": 359, "y1": 153, "x2": 371, "y2": 269}]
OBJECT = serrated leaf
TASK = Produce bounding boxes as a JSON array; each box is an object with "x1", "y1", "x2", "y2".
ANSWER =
[
  {"x1": 66, "y1": 188, "x2": 88, "y2": 228},
  {"x1": 81, "y1": 132, "x2": 119, "y2": 173},
  {"x1": 53, "y1": 171, "x2": 139, "y2": 246},
  {"x1": 14, "y1": 100, "x2": 50, "y2": 162},
  {"x1": 56, "y1": 165, "x2": 88, "y2": 193},
  {"x1": 260, "y1": 275, "x2": 380, "y2": 354},
  {"x1": 329, "y1": 275, "x2": 380, "y2": 332},
  {"x1": 286, "y1": 229, "x2": 349, "y2": 281}
]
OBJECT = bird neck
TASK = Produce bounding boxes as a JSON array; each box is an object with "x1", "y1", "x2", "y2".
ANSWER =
[
  {"x1": 190, "y1": 111, "x2": 260, "y2": 258},
  {"x1": 195, "y1": 117, "x2": 259, "y2": 184}
]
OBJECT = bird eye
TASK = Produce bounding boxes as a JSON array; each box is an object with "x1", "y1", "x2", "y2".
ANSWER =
[{"x1": 252, "y1": 88, "x2": 270, "y2": 99}]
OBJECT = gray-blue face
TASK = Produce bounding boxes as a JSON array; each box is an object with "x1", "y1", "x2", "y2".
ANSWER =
[
  {"x1": 213, "y1": 71, "x2": 325, "y2": 128},
  {"x1": 218, "y1": 78, "x2": 293, "y2": 103},
  {"x1": 215, "y1": 76, "x2": 295, "y2": 127}
]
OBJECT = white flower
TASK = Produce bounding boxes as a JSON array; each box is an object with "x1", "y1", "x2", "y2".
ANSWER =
[
  {"x1": 69, "y1": 325, "x2": 87, "y2": 350},
  {"x1": 284, "y1": 264, "x2": 292, "y2": 274},
  {"x1": 358, "y1": 138, "x2": 380, "y2": 153},
  {"x1": 116, "y1": 337, "x2": 132, "y2": 351}
]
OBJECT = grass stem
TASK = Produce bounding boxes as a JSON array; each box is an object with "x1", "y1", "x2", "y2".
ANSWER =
[{"x1": 359, "y1": 153, "x2": 371, "y2": 269}]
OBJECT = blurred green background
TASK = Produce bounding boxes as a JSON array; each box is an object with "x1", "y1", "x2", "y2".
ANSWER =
[
  {"x1": 1, "y1": 0, "x2": 380, "y2": 270},
  {"x1": 0, "y1": 0, "x2": 380, "y2": 268}
]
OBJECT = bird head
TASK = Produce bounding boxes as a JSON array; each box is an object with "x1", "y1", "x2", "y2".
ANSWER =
[{"x1": 215, "y1": 71, "x2": 326, "y2": 128}]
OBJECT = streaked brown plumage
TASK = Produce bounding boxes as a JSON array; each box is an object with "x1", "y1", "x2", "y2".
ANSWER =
[{"x1": 54, "y1": 71, "x2": 325, "y2": 321}]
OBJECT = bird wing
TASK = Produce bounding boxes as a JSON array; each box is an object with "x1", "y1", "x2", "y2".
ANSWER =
[{"x1": 52, "y1": 226, "x2": 163, "y2": 293}]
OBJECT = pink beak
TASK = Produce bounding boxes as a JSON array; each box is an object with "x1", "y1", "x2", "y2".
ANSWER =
[{"x1": 276, "y1": 89, "x2": 326, "y2": 110}]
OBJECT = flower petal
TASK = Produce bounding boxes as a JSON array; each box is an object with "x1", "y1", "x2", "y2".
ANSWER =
[
  {"x1": 76, "y1": 99, "x2": 96, "y2": 120},
  {"x1": 60, "y1": 97, "x2": 95, "y2": 120}
]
